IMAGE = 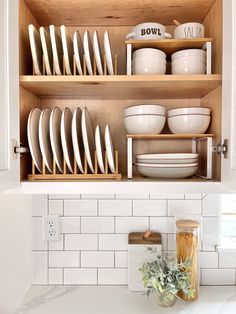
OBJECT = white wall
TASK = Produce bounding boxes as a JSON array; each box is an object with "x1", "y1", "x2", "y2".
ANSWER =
[{"x1": 0, "y1": 193, "x2": 31, "y2": 314}]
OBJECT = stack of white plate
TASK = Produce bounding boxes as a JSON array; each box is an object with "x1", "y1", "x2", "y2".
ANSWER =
[
  {"x1": 171, "y1": 49, "x2": 206, "y2": 75},
  {"x1": 124, "y1": 104, "x2": 166, "y2": 134},
  {"x1": 135, "y1": 153, "x2": 199, "y2": 178}
]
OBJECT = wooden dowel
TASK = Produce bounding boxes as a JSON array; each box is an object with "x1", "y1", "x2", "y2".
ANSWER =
[
  {"x1": 105, "y1": 151, "x2": 108, "y2": 173},
  {"x1": 63, "y1": 158, "x2": 66, "y2": 174},
  {"x1": 42, "y1": 160, "x2": 46, "y2": 175},
  {"x1": 73, "y1": 55, "x2": 76, "y2": 75},
  {"x1": 115, "y1": 150, "x2": 119, "y2": 174},
  {"x1": 63, "y1": 55, "x2": 66, "y2": 75},
  {"x1": 114, "y1": 54, "x2": 118, "y2": 75},
  {"x1": 53, "y1": 60, "x2": 56, "y2": 75},
  {"x1": 104, "y1": 55, "x2": 107, "y2": 75},
  {"x1": 74, "y1": 156, "x2": 77, "y2": 174},
  {"x1": 83, "y1": 55, "x2": 87, "y2": 75},
  {"x1": 84, "y1": 154, "x2": 88, "y2": 174},
  {"x1": 32, "y1": 62, "x2": 35, "y2": 75},
  {"x1": 93, "y1": 55, "x2": 97, "y2": 75},
  {"x1": 53, "y1": 158, "x2": 56, "y2": 174},
  {"x1": 32, "y1": 160, "x2": 35, "y2": 175},
  {"x1": 42, "y1": 54, "x2": 46, "y2": 75},
  {"x1": 94, "y1": 151, "x2": 98, "y2": 174}
]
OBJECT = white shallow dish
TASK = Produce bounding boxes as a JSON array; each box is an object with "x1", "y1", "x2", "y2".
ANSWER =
[
  {"x1": 135, "y1": 153, "x2": 199, "y2": 164},
  {"x1": 124, "y1": 104, "x2": 165, "y2": 117},
  {"x1": 49, "y1": 107, "x2": 63, "y2": 173},
  {"x1": 136, "y1": 163, "x2": 198, "y2": 178},
  {"x1": 61, "y1": 108, "x2": 74, "y2": 173},
  {"x1": 49, "y1": 25, "x2": 63, "y2": 75},
  {"x1": 93, "y1": 31, "x2": 104, "y2": 75},
  {"x1": 171, "y1": 49, "x2": 206, "y2": 61},
  {"x1": 105, "y1": 124, "x2": 115, "y2": 173},
  {"x1": 60, "y1": 25, "x2": 73, "y2": 75},
  {"x1": 104, "y1": 30, "x2": 114, "y2": 75},
  {"x1": 172, "y1": 62, "x2": 205, "y2": 74},
  {"x1": 73, "y1": 31, "x2": 84, "y2": 75},
  {"x1": 39, "y1": 26, "x2": 53, "y2": 75},
  {"x1": 168, "y1": 114, "x2": 211, "y2": 134},
  {"x1": 133, "y1": 48, "x2": 166, "y2": 59},
  {"x1": 72, "y1": 108, "x2": 84, "y2": 173},
  {"x1": 124, "y1": 115, "x2": 166, "y2": 134},
  {"x1": 28, "y1": 24, "x2": 43, "y2": 75},
  {"x1": 39, "y1": 108, "x2": 53, "y2": 173},
  {"x1": 95, "y1": 125, "x2": 105, "y2": 173},
  {"x1": 168, "y1": 107, "x2": 211, "y2": 117},
  {"x1": 81, "y1": 107, "x2": 95, "y2": 173},
  {"x1": 27, "y1": 108, "x2": 42, "y2": 173},
  {"x1": 83, "y1": 30, "x2": 94, "y2": 75}
]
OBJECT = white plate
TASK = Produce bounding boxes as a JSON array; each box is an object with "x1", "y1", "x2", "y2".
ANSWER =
[
  {"x1": 60, "y1": 25, "x2": 73, "y2": 75},
  {"x1": 104, "y1": 124, "x2": 115, "y2": 173},
  {"x1": 28, "y1": 24, "x2": 43, "y2": 75},
  {"x1": 49, "y1": 25, "x2": 63, "y2": 75},
  {"x1": 73, "y1": 31, "x2": 84, "y2": 75},
  {"x1": 72, "y1": 108, "x2": 84, "y2": 173},
  {"x1": 95, "y1": 125, "x2": 105, "y2": 173},
  {"x1": 49, "y1": 107, "x2": 63, "y2": 173},
  {"x1": 81, "y1": 107, "x2": 95, "y2": 173},
  {"x1": 93, "y1": 31, "x2": 103, "y2": 75},
  {"x1": 83, "y1": 30, "x2": 94, "y2": 75},
  {"x1": 135, "y1": 162, "x2": 198, "y2": 168},
  {"x1": 39, "y1": 108, "x2": 53, "y2": 173},
  {"x1": 39, "y1": 26, "x2": 53, "y2": 75},
  {"x1": 136, "y1": 153, "x2": 199, "y2": 165},
  {"x1": 61, "y1": 108, "x2": 74, "y2": 173},
  {"x1": 104, "y1": 30, "x2": 114, "y2": 75},
  {"x1": 27, "y1": 108, "x2": 42, "y2": 173}
]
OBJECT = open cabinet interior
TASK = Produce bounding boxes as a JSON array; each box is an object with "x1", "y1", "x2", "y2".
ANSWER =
[{"x1": 19, "y1": 0, "x2": 222, "y2": 182}]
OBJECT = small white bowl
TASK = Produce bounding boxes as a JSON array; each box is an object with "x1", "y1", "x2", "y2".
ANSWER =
[
  {"x1": 124, "y1": 104, "x2": 166, "y2": 117},
  {"x1": 172, "y1": 49, "x2": 206, "y2": 61},
  {"x1": 171, "y1": 62, "x2": 205, "y2": 75},
  {"x1": 133, "y1": 60, "x2": 166, "y2": 75},
  {"x1": 168, "y1": 107, "x2": 211, "y2": 117},
  {"x1": 168, "y1": 114, "x2": 211, "y2": 134},
  {"x1": 174, "y1": 22, "x2": 205, "y2": 39},
  {"x1": 133, "y1": 55, "x2": 167, "y2": 65},
  {"x1": 172, "y1": 56, "x2": 206, "y2": 65},
  {"x1": 133, "y1": 48, "x2": 166, "y2": 59},
  {"x1": 124, "y1": 115, "x2": 166, "y2": 134}
]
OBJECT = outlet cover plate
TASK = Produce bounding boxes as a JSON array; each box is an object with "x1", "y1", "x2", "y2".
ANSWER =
[{"x1": 44, "y1": 215, "x2": 61, "y2": 241}]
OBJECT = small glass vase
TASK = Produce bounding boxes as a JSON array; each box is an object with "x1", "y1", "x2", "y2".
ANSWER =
[{"x1": 155, "y1": 293, "x2": 176, "y2": 308}]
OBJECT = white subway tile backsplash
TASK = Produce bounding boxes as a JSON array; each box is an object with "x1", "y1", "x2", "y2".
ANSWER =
[
  {"x1": 150, "y1": 217, "x2": 174, "y2": 233},
  {"x1": 150, "y1": 194, "x2": 184, "y2": 200},
  {"x1": 49, "y1": 251, "x2": 80, "y2": 268},
  {"x1": 48, "y1": 200, "x2": 63, "y2": 216},
  {"x1": 185, "y1": 194, "x2": 203, "y2": 200},
  {"x1": 115, "y1": 251, "x2": 128, "y2": 268},
  {"x1": 49, "y1": 194, "x2": 81, "y2": 200},
  {"x1": 203, "y1": 194, "x2": 220, "y2": 216},
  {"x1": 202, "y1": 269, "x2": 236, "y2": 285},
  {"x1": 202, "y1": 217, "x2": 219, "y2": 251},
  {"x1": 116, "y1": 194, "x2": 149, "y2": 199},
  {"x1": 81, "y1": 251, "x2": 114, "y2": 268},
  {"x1": 64, "y1": 268, "x2": 97, "y2": 285},
  {"x1": 81, "y1": 217, "x2": 114, "y2": 233},
  {"x1": 49, "y1": 238, "x2": 64, "y2": 251},
  {"x1": 133, "y1": 200, "x2": 166, "y2": 216},
  {"x1": 81, "y1": 194, "x2": 115, "y2": 199},
  {"x1": 168, "y1": 200, "x2": 202, "y2": 216},
  {"x1": 219, "y1": 252, "x2": 236, "y2": 268},
  {"x1": 64, "y1": 200, "x2": 97, "y2": 216},
  {"x1": 65, "y1": 234, "x2": 98, "y2": 251},
  {"x1": 99, "y1": 234, "x2": 128, "y2": 251},
  {"x1": 61, "y1": 217, "x2": 80, "y2": 233},
  {"x1": 115, "y1": 217, "x2": 149, "y2": 233},
  {"x1": 167, "y1": 234, "x2": 176, "y2": 251},
  {"x1": 98, "y1": 269, "x2": 128, "y2": 285},
  {"x1": 49, "y1": 268, "x2": 63, "y2": 285},
  {"x1": 32, "y1": 251, "x2": 48, "y2": 284},
  {"x1": 199, "y1": 252, "x2": 219, "y2": 268},
  {"x1": 32, "y1": 195, "x2": 48, "y2": 216},
  {"x1": 161, "y1": 234, "x2": 168, "y2": 251},
  {"x1": 99, "y1": 200, "x2": 132, "y2": 216},
  {"x1": 32, "y1": 217, "x2": 47, "y2": 251}
]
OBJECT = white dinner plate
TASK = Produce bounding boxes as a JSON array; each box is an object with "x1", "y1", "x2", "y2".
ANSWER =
[
  {"x1": 28, "y1": 24, "x2": 43, "y2": 75},
  {"x1": 39, "y1": 26, "x2": 53, "y2": 75},
  {"x1": 49, "y1": 25, "x2": 63, "y2": 75},
  {"x1": 83, "y1": 30, "x2": 94, "y2": 75},
  {"x1": 135, "y1": 153, "x2": 199, "y2": 164},
  {"x1": 81, "y1": 107, "x2": 95, "y2": 173},
  {"x1": 73, "y1": 31, "x2": 84, "y2": 75},
  {"x1": 60, "y1": 25, "x2": 73, "y2": 75},
  {"x1": 61, "y1": 108, "x2": 74, "y2": 173},
  {"x1": 93, "y1": 31, "x2": 104, "y2": 75},
  {"x1": 104, "y1": 30, "x2": 114, "y2": 75},
  {"x1": 27, "y1": 108, "x2": 42, "y2": 172},
  {"x1": 95, "y1": 125, "x2": 105, "y2": 173},
  {"x1": 72, "y1": 108, "x2": 84, "y2": 173},
  {"x1": 49, "y1": 107, "x2": 63, "y2": 173},
  {"x1": 104, "y1": 124, "x2": 115, "y2": 173},
  {"x1": 39, "y1": 108, "x2": 53, "y2": 173}
]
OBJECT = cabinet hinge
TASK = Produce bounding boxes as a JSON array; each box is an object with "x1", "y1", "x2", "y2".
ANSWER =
[
  {"x1": 12, "y1": 139, "x2": 28, "y2": 160},
  {"x1": 212, "y1": 139, "x2": 228, "y2": 158}
]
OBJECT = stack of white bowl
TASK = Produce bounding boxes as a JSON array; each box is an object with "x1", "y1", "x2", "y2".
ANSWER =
[
  {"x1": 167, "y1": 107, "x2": 211, "y2": 134},
  {"x1": 171, "y1": 49, "x2": 206, "y2": 74},
  {"x1": 132, "y1": 48, "x2": 167, "y2": 75},
  {"x1": 135, "y1": 153, "x2": 199, "y2": 179},
  {"x1": 124, "y1": 104, "x2": 166, "y2": 134}
]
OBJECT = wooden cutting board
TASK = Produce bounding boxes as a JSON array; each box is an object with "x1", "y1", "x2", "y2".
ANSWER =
[{"x1": 128, "y1": 231, "x2": 162, "y2": 291}]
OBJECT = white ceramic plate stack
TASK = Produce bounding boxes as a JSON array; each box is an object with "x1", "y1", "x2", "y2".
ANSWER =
[
  {"x1": 135, "y1": 153, "x2": 199, "y2": 179},
  {"x1": 124, "y1": 104, "x2": 166, "y2": 134},
  {"x1": 171, "y1": 49, "x2": 206, "y2": 75},
  {"x1": 167, "y1": 107, "x2": 211, "y2": 134},
  {"x1": 132, "y1": 48, "x2": 167, "y2": 75}
]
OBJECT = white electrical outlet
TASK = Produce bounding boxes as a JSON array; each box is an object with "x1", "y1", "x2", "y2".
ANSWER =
[{"x1": 44, "y1": 215, "x2": 61, "y2": 241}]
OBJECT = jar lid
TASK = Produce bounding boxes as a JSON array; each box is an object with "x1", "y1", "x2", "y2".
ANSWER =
[{"x1": 176, "y1": 219, "x2": 199, "y2": 229}]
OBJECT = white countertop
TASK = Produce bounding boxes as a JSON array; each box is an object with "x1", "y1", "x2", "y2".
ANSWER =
[{"x1": 15, "y1": 286, "x2": 236, "y2": 314}]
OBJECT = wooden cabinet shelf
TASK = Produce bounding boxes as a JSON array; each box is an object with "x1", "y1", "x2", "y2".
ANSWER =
[
  {"x1": 20, "y1": 74, "x2": 221, "y2": 99},
  {"x1": 127, "y1": 134, "x2": 214, "y2": 139}
]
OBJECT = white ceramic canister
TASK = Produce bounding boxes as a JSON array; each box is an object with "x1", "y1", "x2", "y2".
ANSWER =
[
  {"x1": 126, "y1": 22, "x2": 172, "y2": 40},
  {"x1": 174, "y1": 22, "x2": 205, "y2": 39}
]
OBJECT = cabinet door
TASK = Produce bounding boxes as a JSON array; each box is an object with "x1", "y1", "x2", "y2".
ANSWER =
[{"x1": 0, "y1": 0, "x2": 20, "y2": 191}]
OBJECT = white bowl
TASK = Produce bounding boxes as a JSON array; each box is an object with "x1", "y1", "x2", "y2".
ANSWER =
[
  {"x1": 136, "y1": 162, "x2": 198, "y2": 178},
  {"x1": 133, "y1": 48, "x2": 166, "y2": 59},
  {"x1": 174, "y1": 22, "x2": 205, "y2": 39},
  {"x1": 133, "y1": 60, "x2": 166, "y2": 75},
  {"x1": 172, "y1": 56, "x2": 206, "y2": 65},
  {"x1": 168, "y1": 114, "x2": 211, "y2": 134},
  {"x1": 172, "y1": 49, "x2": 206, "y2": 61},
  {"x1": 171, "y1": 62, "x2": 205, "y2": 74},
  {"x1": 135, "y1": 153, "x2": 199, "y2": 164},
  {"x1": 124, "y1": 115, "x2": 166, "y2": 134},
  {"x1": 133, "y1": 55, "x2": 167, "y2": 65},
  {"x1": 168, "y1": 107, "x2": 211, "y2": 117},
  {"x1": 124, "y1": 104, "x2": 166, "y2": 117}
]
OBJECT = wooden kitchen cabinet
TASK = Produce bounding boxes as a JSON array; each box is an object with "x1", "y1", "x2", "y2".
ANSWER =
[{"x1": 0, "y1": 0, "x2": 235, "y2": 194}]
